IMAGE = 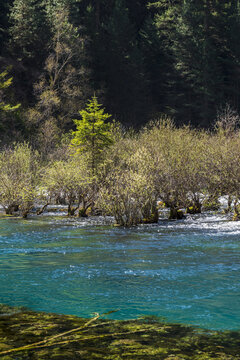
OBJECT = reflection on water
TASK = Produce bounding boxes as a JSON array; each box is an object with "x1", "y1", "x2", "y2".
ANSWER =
[{"x1": 0, "y1": 213, "x2": 240, "y2": 330}]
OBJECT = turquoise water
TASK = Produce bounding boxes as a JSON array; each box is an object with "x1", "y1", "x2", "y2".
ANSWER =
[{"x1": 0, "y1": 214, "x2": 240, "y2": 330}]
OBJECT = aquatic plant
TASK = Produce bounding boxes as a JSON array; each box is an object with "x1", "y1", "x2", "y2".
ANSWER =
[{"x1": 0, "y1": 305, "x2": 239, "y2": 359}]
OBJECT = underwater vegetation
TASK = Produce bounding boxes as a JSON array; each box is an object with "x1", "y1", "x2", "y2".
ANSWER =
[{"x1": 0, "y1": 305, "x2": 239, "y2": 359}]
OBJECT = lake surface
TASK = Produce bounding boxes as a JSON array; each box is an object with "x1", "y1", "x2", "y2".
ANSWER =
[{"x1": 0, "y1": 213, "x2": 240, "y2": 330}]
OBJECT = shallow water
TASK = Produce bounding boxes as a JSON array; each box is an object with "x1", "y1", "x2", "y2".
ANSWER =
[{"x1": 0, "y1": 213, "x2": 240, "y2": 330}]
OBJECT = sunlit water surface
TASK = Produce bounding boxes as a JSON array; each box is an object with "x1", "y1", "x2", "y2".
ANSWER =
[{"x1": 0, "y1": 213, "x2": 240, "y2": 330}]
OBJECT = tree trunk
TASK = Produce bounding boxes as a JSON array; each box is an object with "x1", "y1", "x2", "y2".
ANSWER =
[
  {"x1": 37, "y1": 203, "x2": 49, "y2": 215},
  {"x1": 95, "y1": 0, "x2": 100, "y2": 32},
  {"x1": 142, "y1": 202, "x2": 159, "y2": 224},
  {"x1": 68, "y1": 204, "x2": 75, "y2": 216},
  {"x1": 233, "y1": 199, "x2": 240, "y2": 220},
  {"x1": 227, "y1": 195, "x2": 232, "y2": 213},
  {"x1": 169, "y1": 206, "x2": 185, "y2": 220},
  {"x1": 186, "y1": 198, "x2": 202, "y2": 214},
  {"x1": 203, "y1": 0, "x2": 210, "y2": 121},
  {"x1": 5, "y1": 204, "x2": 19, "y2": 215}
]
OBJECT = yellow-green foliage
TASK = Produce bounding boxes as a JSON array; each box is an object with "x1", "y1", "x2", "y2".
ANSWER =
[
  {"x1": 97, "y1": 134, "x2": 156, "y2": 226},
  {"x1": 136, "y1": 120, "x2": 208, "y2": 218},
  {"x1": 205, "y1": 129, "x2": 240, "y2": 201},
  {"x1": 0, "y1": 143, "x2": 39, "y2": 216},
  {"x1": 71, "y1": 96, "x2": 113, "y2": 176},
  {"x1": 96, "y1": 117, "x2": 240, "y2": 223},
  {"x1": 2, "y1": 112, "x2": 240, "y2": 223},
  {"x1": 98, "y1": 167, "x2": 154, "y2": 226},
  {"x1": 41, "y1": 155, "x2": 93, "y2": 214}
]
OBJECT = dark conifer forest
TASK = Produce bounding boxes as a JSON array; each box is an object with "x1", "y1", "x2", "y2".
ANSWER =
[{"x1": 1, "y1": 0, "x2": 240, "y2": 144}]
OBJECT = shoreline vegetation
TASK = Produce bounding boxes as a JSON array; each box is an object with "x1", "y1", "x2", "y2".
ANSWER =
[
  {"x1": 2, "y1": 3, "x2": 240, "y2": 357},
  {"x1": 0, "y1": 197, "x2": 233, "y2": 225},
  {"x1": 0, "y1": 304, "x2": 240, "y2": 360},
  {"x1": 1, "y1": 99, "x2": 240, "y2": 226}
]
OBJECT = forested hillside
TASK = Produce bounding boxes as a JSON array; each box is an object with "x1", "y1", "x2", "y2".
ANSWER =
[{"x1": 1, "y1": 0, "x2": 240, "y2": 145}]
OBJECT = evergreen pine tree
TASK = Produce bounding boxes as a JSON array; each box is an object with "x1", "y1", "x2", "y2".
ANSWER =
[
  {"x1": 71, "y1": 96, "x2": 113, "y2": 175},
  {"x1": 0, "y1": 0, "x2": 12, "y2": 55},
  {"x1": 9, "y1": 0, "x2": 50, "y2": 64}
]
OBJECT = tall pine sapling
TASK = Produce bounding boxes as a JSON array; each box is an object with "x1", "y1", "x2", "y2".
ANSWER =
[{"x1": 71, "y1": 96, "x2": 113, "y2": 176}]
